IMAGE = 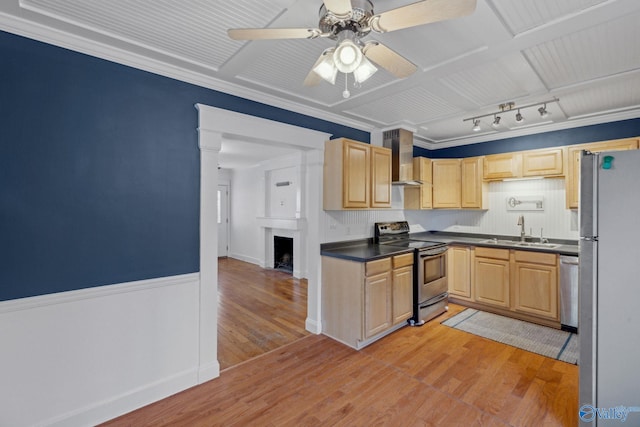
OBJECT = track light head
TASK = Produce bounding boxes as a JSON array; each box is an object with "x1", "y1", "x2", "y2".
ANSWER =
[
  {"x1": 492, "y1": 115, "x2": 501, "y2": 128},
  {"x1": 538, "y1": 104, "x2": 549, "y2": 118},
  {"x1": 515, "y1": 109, "x2": 524, "y2": 123},
  {"x1": 472, "y1": 119, "x2": 481, "y2": 132}
]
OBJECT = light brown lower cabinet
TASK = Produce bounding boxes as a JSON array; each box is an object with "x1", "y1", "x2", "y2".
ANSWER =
[
  {"x1": 447, "y1": 245, "x2": 472, "y2": 300},
  {"x1": 322, "y1": 252, "x2": 413, "y2": 349},
  {"x1": 448, "y1": 246, "x2": 561, "y2": 327},
  {"x1": 512, "y1": 250, "x2": 559, "y2": 320},
  {"x1": 474, "y1": 247, "x2": 510, "y2": 309}
]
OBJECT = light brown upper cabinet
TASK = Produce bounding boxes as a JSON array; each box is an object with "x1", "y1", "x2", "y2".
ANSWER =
[
  {"x1": 484, "y1": 148, "x2": 564, "y2": 180},
  {"x1": 410, "y1": 157, "x2": 486, "y2": 210},
  {"x1": 404, "y1": 157, "x2": 432, "y2": 210},
  {"x1": 323, "y1": 138, "x2": 391, "y2": 210},
  {"x1": 432, "y1": 159, "x2": 461, "y2": 208},
  {"x1": 461, "y1": 157, "x2": 488, "y2": 209},
  {"x1": 522, "y1": 148, "x2": 564, "y2": 177},
  {"x1": 483, "y1": 153, "x2": 522, "y2": 180},
  {"x1": 370, "y1": 146, "x2": 392, "y2": 208},
  {"x1": 565, "y1": 138, "x2": 639, "y2": 209}
]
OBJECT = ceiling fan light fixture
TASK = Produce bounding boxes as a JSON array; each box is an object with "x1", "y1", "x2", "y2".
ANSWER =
[
  {"x1": 312, "y1": 49, "x2": 338, "y2": 84},
  {"x1": 333, "y1": 39, "x2": 363, "y2": 73},
  {"x1": 353, "y1": 55, "x2": 377, "y2": 83}
]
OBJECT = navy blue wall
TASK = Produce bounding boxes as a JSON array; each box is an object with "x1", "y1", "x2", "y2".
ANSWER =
[
  {"x1": 415, "y1": 118, "x2": 640, "y2": 158},
  {"x1": 0, "y1": 30, "x2": 368, "y2": 301}
]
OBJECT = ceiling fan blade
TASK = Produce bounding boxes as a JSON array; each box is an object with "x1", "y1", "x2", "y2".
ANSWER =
[
  {"x1": 228, "y1": 27, "x2": 323, "y2": 40},
  {"x1": 363, "y1": 42, "x2": 417, "y2": 78},
  {"x1": 371, "y1": 0, "x2": 477, "y2": 33},
  {"x1": 323, "y1": 0, "x2": 353, "y2": 19}
]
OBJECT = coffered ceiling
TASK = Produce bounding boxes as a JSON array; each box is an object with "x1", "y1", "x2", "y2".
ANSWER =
[{"x1": 2, "y1": 0, "x2": 640, "y2": 155}]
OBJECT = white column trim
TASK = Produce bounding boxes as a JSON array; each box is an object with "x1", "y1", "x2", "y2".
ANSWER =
[
  {"x1": 196, "y1": 103, "x2": 331, "y2": 344},
  {"x1": 196, "y1": 117, "x2": 221, "y2": 383}
]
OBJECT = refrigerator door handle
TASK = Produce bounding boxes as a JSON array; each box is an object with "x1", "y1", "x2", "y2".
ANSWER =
[{"x1": 579, "y1": 151, "x2": 598, "y2": 238}]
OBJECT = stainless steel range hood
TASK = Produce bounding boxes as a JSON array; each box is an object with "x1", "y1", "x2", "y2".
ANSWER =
[{"x1": 383, "y1": 128, "x2": 421, "y2": 186}]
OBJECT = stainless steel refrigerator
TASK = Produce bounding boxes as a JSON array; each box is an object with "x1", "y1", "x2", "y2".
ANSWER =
[{"x1": 579, "y1": 150, "x2": 640, "y2": 426}]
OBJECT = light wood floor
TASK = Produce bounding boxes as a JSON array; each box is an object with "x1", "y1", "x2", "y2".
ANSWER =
[
  {"x1": 102, "y1": 260, "x2": 578, "y2": 426},
  {"x1": 217, "y1": 257, "x2": 309, "y2": 370}
]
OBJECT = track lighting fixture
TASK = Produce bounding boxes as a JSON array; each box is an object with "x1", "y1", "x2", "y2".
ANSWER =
[{"x1": 463, "y1": 98, "x2": 559, "y2": 132}]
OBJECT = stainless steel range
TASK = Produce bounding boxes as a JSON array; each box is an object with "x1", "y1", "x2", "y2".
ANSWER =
[{"x1": 375, "y1": 221, "x2": 448, "y2": 325}]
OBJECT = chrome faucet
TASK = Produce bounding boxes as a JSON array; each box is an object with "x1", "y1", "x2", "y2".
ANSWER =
[{"x1": 517, "y1": 215, "x2": 526, "y2": 242}]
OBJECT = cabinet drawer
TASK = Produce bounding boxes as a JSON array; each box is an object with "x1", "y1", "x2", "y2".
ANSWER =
[
  {"x1": 366, "y1": 257, "x2": 392, "y2": 276},
  {"x1": 474, "y1": 247, "x2": 509, "y2": 260},
  {"x1": 514, "y1": 250, "x2": 557, "y2": 266},
  {"x1": 393, "y1": 253, "x2": 414, "y2": 268}
]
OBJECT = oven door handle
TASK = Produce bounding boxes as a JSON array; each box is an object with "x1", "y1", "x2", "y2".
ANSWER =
[{"x1": 419, "y1": 247, "x2": 447, "y2": 258}]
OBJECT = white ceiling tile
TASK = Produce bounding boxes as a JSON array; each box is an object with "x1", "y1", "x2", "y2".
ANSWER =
[
  {"x1": 490, "y1": 0, "x2": 608, "y2": 35},
  {"x1": 525, "y1": 13, "x2": 640, "y2": 89},
  {"x1": 559, "y1": 74, "x2": 640, "y2": 118},
  {"x1": 438, "y1": 56, "x2": 533, "y2": 106},
  {"x1": 345, "y1": 86, "x2": 462, "y2": 125},
  {"x1": 21, "y1": 0, "x2": 288, "y2": 68}
]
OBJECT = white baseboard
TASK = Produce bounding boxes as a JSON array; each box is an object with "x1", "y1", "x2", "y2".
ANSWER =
[
  {"x1": 229, "y1": 252, "x2": 261, "y2": 266},
  {"x1": 0, "y1": 273, "x2": 214, "y2": 427},
  {"x1": 306, "y1": 317, "x2": 322, "y2": 334}
]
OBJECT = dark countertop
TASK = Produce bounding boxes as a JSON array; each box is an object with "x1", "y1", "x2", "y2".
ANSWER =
[
  {"x1": 321, "y1": 231, "x2": 579, "y2": 262},
  {"x1": 320, "y1": 239, "x2": 414, "y2": 262},
  {"x1": 409, "y1": 231, "x2": 579, "y2": 256}
]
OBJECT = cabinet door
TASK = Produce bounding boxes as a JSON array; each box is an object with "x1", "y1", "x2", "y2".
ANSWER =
[
  {"x1": 513, "y1": 262, "x2": 558, "y2": 320},
  {"x1": 566, "y1": 138, "x2": 639, "y2": 209},
  {"x1": 483, "y1": 153, "x2": 522, "y2": 180},
  {"x1": 474, "y1": 257, "x2": 510, "y2": 308},
  {"x1": 370, "y1": 146, "x2": 392, "y2": 208},
  {"x1": 461, "y1": 157, "x2": 486, "y2": 209},
  {"x1": 343, "y1": 140, "x2": 371, "y2": 208},
  {"x1": 415, "y1": 157, "x2": 433, "y2": 209},
  {"x1": 364, "y1": 271, "x2": 392, "y2": 338},
  {"x1": 432, "y1": 159, "x2": 461, "y2": 208},
  {"x1": 448, "y1": 246, "x2": 471, "y2": 299},
  {"x1": 522, "y1": 148, "x2": 564, "y2": 177},
  {"x1": 392, "y1": 266, "x2": 413, "y2": 325}
]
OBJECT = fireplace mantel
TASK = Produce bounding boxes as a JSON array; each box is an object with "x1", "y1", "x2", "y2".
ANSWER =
[{"x1": 256, "y1": 217, "x2": 305, "y2": 231}]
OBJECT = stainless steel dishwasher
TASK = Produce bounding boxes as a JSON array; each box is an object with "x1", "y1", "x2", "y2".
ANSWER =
[{"x1": 559, "y1": 255, "x2": 579, "y2": 333}]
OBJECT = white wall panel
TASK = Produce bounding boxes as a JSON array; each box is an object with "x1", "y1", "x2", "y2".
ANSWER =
[{"x1": 0, "y1": 273, "x2": 201, "y2": 427}]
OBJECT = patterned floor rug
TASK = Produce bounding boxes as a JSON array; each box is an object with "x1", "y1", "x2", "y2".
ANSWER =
[{"x1": 442, "y1": 308, "x2": 578, "y2": 364}]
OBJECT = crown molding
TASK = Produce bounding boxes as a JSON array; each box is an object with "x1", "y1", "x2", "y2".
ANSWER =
[{"x1": 0, "y1": 12, "x2": 374, "y2": 134}]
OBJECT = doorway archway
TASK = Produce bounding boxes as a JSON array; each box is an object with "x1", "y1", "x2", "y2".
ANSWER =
[{"x1": 196, "y1": 104, "x2": 331, "y2": 382}]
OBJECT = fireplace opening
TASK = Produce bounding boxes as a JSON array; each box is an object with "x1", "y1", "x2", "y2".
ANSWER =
[{"x1": 274, "y1": 236, "x2": 293, "y2": 273}]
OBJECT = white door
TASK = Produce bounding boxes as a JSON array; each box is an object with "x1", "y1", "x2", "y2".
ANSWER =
[{"x1": 217, "y1": 184, "x2": 229, "y2": 257}]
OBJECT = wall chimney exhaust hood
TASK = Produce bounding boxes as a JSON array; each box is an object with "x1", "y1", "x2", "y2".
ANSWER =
[{"x1": 383, "y1": 128, "x2": 421, "y2": 186}]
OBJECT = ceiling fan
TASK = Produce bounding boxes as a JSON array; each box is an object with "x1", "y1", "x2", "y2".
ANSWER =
[{"x1": 228, "y1": 0, "x2": 477, "y2": 95}]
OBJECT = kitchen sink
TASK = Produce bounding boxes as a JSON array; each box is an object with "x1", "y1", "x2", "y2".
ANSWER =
[
  {"x1": 479, "y1": 238, "x2": 518, "y2": 245},
  {"x1": 479, "y1": 238, "x2": 559, "y2": 249},
  {"x1": 514, "y1": 242, "x2": 559, "y2": 249}
]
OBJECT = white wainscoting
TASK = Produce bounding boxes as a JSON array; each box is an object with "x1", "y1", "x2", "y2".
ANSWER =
[{"x1": 0, "y1": 273, "x2": 206, "y2": 427}]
